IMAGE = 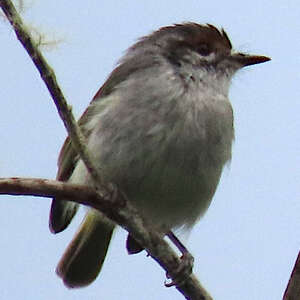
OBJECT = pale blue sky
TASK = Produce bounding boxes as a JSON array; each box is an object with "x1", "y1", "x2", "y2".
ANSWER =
[{"x1": 0, "y1": 1, "x2": 299, "y2": 299}]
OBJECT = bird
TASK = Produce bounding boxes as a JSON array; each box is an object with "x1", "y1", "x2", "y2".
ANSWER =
[{"x1": 49, "y1": 22, "x2": 270, "y2": 288}]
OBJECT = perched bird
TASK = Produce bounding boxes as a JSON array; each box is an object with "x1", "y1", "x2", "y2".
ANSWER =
[{"x1": 49, "y1": 22, "x2": 270, "y2": 288}]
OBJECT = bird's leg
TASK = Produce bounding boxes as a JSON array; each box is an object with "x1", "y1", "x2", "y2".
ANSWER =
[{"x1": 165, "y1": 231, "x2": 194, "y2": 287}]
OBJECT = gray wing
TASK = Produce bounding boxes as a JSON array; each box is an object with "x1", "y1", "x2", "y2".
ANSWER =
[
  {"x1": 49, "y1": 61, "x2": 141, "y2": 232},
  {"x1": 49, "y1": 78, "x2": 107, "y2": 233},
  {"x1": 49, "y1": 88, "x2": 105, "y2": 233},
  {"x1": 49, "y1": 49, "x2": 165, "y2": 233}
]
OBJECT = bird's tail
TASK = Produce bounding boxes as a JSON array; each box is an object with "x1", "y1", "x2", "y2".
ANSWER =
[{"x1": 56, "y1": 211, "x2": 115, "y2": 288}]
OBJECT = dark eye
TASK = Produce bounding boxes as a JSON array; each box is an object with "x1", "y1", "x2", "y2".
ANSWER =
[{"x1": 197, "y1": 44, "x2": 211, "y2": 56}]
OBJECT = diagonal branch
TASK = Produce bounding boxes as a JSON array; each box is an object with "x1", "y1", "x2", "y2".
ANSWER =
[
  {"x1": 283, "y1": 251, "x2": 300, "y2": 300},
  {"x1": 0, "y1": 0, "x2": 104, "y2": 189},
  {"x1": 0, "y1": 177, "x2": 212, "y2": 300},
  {"x1": 0, "y1": 1, "x2": 212, "y2": 299}
]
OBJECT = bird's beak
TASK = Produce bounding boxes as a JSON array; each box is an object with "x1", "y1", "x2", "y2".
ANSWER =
[{"x1": 231, "y1": 53, "x2": 271, "y2": 67}]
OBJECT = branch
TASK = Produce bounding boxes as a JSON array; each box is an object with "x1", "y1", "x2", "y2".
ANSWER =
[
  {"x1": 0, "y1": 0, "x2": 216, "y2": 300},
  {"x1": 283, "y1": 251, "x2": 300, "y2": 300},
  {"x1": 0, "y1": 177, "x2": 212, "y2": 300},
  {"x1": 0, "y1": 0, "x2": 104, "y2": 189},
  {"x1": 0, "y1": 1, "x2": 213, "y2": 299}
]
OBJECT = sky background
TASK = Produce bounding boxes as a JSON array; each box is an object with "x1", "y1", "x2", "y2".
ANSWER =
[{"x1": 0, "y1": 1, "x2": 299, "y2": 299}]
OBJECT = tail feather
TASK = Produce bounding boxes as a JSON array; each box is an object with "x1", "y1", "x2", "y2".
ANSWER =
[
  {"x1": 56, "y1": 211, "x2": 114, "y2": 288},
  {"x1": 49, "y1": 198, "x2": 78, "y2": 233},
  {"x1": 126, "y1": 234, "x2": 144, "y2": 254}
]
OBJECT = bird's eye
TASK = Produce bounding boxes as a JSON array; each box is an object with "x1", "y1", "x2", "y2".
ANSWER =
[{"x1": 197, "y1": 44, "x2": 211, "y2": 56}]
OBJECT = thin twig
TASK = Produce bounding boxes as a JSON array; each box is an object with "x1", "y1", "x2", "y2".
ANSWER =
[
  {"x1": 0, "y1": 177, "x2": 212, "y2": 300},
  {"x1": 0, "y1": 1, "x2": 213, "y2": 299},
  {"x1": 0, "y1": 0, "x2": 104, "y2": 190}
]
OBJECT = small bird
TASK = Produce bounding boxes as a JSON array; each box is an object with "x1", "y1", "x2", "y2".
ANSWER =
[{"x1": 49, "y1": 22, "x2": 270, "y2": 288}]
